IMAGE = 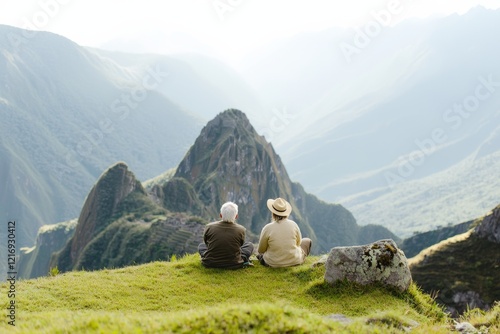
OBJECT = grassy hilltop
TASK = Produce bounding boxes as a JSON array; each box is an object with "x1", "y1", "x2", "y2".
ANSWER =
[{"x1": 1, "y1": 254, "x2": 499, "y2": 333}]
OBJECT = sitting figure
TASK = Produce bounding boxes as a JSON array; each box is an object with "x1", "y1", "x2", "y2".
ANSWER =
[
  {"x1": 257, "y1": 197, "x2": 312, "y2": 267},
  {"x1": 198, "y1": 201, "x2": 254, "y2": 269}
]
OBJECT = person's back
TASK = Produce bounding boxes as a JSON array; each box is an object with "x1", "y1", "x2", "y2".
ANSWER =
[
  {"x1": 257, "y1": 198, "x2": 312, "y2": 268},
  {"x1": 201, "y1": 220, "x2": 246, "y2": 269},
  {"x1": 198, "y1": 201, "x2": 254, "y2": 269},
  {"x1": 258, "y1": 218, "x2": 304, "y2": 267}
]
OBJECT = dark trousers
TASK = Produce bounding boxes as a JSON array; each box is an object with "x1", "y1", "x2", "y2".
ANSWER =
[{"x1": 198, "y1": 242, "x2": 254, "y2": 262}]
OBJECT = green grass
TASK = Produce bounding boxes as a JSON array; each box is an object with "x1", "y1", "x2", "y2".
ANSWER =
[
  {"x1": 461, "y1": 302, "x2": 500, "y2": 333},
  {"x1": 1, "y1": 254, "x2": 494, "y2": 333}
]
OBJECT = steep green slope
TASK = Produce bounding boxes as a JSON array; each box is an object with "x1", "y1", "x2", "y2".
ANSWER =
[
  {"x1": 0, "y1": 24, "x2": 203, "y2": 256},
  {"x1": 51, "y1": 162, "x2": 206, "y2": 273},
  {"x1": 0, "y1": 254, "x2": 457, "y2": 333},
  {"x1": 73, "y1": 214, "x2": 205, "y2": 271},
  {"x1": 17, "y1": 219, "x2": 77, "y2": 279},
  {"x1": 409, "y1": 204, "x2": 500, "y2": 317}
]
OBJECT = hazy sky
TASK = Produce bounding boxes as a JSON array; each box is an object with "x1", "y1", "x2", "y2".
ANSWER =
[{"x1": 1, "y1": 0, "x2": 499, "y2": 66}]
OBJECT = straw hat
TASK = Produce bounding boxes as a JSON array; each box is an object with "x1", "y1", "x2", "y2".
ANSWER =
[{"x1": 267, "y1": 197, "x2": 292, "y2": 216}]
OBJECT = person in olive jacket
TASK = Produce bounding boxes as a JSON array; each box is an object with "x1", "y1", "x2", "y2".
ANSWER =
[{"x1": 198, "y1": 201, "x2": 254, "y2": 269}]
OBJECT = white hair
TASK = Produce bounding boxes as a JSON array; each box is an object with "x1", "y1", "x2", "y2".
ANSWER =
[{"x1": 220, "y1": 202, "x2": 238, "y2": 223}]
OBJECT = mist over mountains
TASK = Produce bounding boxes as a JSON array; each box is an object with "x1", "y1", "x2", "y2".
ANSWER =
[
  {"x1": 0, "y1": 26, "x2": 194, "y2": 247},
  {"x1": 241, "y1": 7, "x2": 500, "y2": 236},
  {"x1": 1, "y1": 6, "x2": 499, "y2": 257},
  {"x1": 0, "y1": 24, "x2": 262, "y2": 250}
]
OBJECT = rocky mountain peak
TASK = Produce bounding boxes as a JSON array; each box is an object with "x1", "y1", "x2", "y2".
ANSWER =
[
  {"x1": 64, "y1": 162, "x2": 145, "y2": 269},
  {"x1": 474, "y1": 204, "x2": 500, "y2": 243},
  {"x1": 25, "y1": 109, "x2": 396, "y2": 278},
  {"x1": 175, "y1": 109, "x2": 271, "y2": 181},
  {"x1": 201, "y1": 109, "x2": 252, "y2": 140},
  {"x1": 163, "y1": 109, "x2": 395, "y2": 251},
  {"x1": 173, "y1": 109, "x2": 292, "y2": 231}
]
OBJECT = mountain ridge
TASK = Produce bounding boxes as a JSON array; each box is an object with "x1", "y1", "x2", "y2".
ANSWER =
[
  {"x1": 165, "y1": 109, "x2": 399, "y2": 252},
  {"x1": 22, "y1": 109, "x2": 399, "y2": 278},
  {"x1": 0, "y1": 24, "x2": 266, "y2": 278},
  {"x1": 0, "y1": 24, "x2": 205, "y2": 255},
  {"x1": 409, "y1": 203, "x2": 500, "y2": 316}
]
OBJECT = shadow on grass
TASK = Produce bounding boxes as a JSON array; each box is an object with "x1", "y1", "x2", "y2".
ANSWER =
[
  {"x1": 306, "y1": 279, "x2": 404, "y2": 301},
  {"x1": 293, "y1": 265, "x2": 323, "y2": 282},
  {"x1": 306, "y1": 279, "x2": 447, "y2": 322}
]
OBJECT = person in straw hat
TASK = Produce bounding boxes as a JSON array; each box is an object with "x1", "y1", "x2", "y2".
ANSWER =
[{"x1": 257, "y1": 197, "x2": 312, "y2": 267}]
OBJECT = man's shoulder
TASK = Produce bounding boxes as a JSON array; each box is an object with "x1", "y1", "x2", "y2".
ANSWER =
[
  {"x1": 207, "y1": 221, "x2": 221, "y2": 226},
  {"x1": 204, "y1": 221, "x2": 221, "y2": 230},
  {"x1": 234, "y1": 222, "x2": 246, "y2": 231},
  {"x1": 207, "y1": 221, "x2": 244, "y2": 229}
]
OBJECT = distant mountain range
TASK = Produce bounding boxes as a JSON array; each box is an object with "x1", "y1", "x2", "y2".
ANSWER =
[
  {"x1": 18, "y1": 109, "x2": 500, "y2": 318},
  {"x1": 240, "y1": 7, "x2": 500, "y2": 237},
  {"x1": 2, "y1": 7, "x2": 500, "y2": 276},
  {"x1": 19, "y1": 110, "x2": 398, "y2": 278},
  {"x1": 0, "y1": 24, "x2": 263, "y2": 256},
  {"x1": 400, "y1": 219, "x2": 475, "y2": 258}
]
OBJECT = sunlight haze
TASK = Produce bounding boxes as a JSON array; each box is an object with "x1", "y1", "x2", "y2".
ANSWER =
[{"x1": 1, "y1": 0, "x2": 498, "y2": 67}]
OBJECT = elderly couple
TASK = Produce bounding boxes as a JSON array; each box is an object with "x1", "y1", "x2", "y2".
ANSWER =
[{"x1": 198, "y1": 198, "x2": 312, "y2": 269}]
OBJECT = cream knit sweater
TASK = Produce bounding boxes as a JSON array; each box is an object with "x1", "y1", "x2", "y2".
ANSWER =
[{"x1": 257, "y1": 218, "x2": 305, "y2": 267}]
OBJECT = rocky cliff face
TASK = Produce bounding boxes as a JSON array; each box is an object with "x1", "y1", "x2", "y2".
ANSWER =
[
  {"x1": 53, "y1": 162, "x2": 149, "y2": 271},
  {"x1": 74, "y1": 213, "x2": 205, "y2": 271},
  {"x1": 173, "y1": 109, "x2": 293, "y2": 233},
  {"x1": 18, "y1": 219, "x2": 77, "y2": 279},
  {"x1": 30, "y1": 109, "x2": 398, "y2": 277},
  {"x1": 164, "y1": 109, "x2": 398, "y2": 252},
  {"x1": 72, "y1": 162, "x2": 144, "y2": 264},
  {"x1": 51, "y1": 161, "x2": 207, "y2": 273},
  {"x1": 474, "y1": 204, "x2": 500, "y2": 243},
  {"x1": 409, "y1": 203, "x2": 500, "y2": 317}
]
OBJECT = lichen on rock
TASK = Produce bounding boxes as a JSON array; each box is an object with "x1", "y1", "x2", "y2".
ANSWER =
[{"x1": 324, "y1": 239, "x2": 412, "y2": 292}]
